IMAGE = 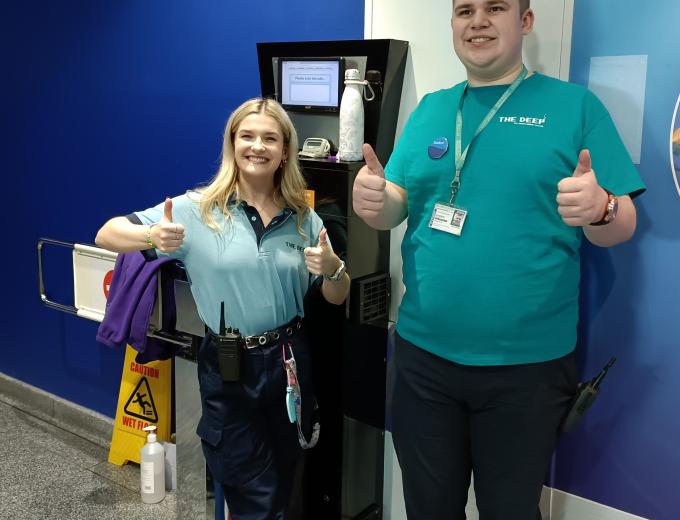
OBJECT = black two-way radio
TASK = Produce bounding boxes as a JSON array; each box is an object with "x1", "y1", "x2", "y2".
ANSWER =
[
  {"x1": 561, "y1": 357, "x2": 616, "y2": 433},
  {"x1": 215, "y1": 301, "x2": 242, "y2": 382}
]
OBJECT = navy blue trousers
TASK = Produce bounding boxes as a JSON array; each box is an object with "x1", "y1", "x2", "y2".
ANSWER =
[
  {"x1": 390, "y1": 333, "x2": 578, "y2": 520},
  {"x1": 196, "y1": 329, "x2": 312, "y2": 520}
]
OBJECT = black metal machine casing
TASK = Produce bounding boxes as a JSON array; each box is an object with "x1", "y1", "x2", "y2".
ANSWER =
[
  {"x1": 258, "y1": 39, "x2": 408, "y2": 520},
  {"x1": 301, "y1": 159, "x2": 389, "y2": 520}
]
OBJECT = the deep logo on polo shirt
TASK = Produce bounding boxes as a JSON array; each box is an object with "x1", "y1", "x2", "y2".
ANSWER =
[
  {"x1": 498, "y1": 114, "x2": 547, "y2": 128},
  {"x1": 285, "y1": 241, "x2": 305, "y2": 253}
]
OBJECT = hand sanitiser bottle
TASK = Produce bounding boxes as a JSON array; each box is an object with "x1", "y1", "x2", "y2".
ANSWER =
[{"x1": 140, "y1": 425, "x2": 165, "y2": 503}]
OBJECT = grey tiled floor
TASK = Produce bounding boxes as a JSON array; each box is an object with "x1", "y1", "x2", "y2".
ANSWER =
[{"x1": 0, "y1": 399, "x2": 176, "y2": 520}]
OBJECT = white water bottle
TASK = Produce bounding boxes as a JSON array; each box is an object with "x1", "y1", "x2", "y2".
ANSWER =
[
  {"x1": 338, "y1": 69, "x2": 366, "y2": 162},
  {"x1": 140, "y1": 425, "x2": 165, "y2": 504}
]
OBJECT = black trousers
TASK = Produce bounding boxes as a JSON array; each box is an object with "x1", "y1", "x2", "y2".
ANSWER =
[
  {"x1": 390, "y1": 333, "x2": 578, "y2": 520},
  {"x1": 196, "y1": 329, "x2": 313, "y2": 520}
]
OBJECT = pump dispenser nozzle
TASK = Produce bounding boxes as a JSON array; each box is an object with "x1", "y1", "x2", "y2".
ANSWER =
[{"x1": 143, "y1": 425, "x2": 157, "y2": 443}]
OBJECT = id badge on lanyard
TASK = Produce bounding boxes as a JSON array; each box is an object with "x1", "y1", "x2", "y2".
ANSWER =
[
  {"x1": 428, "y1": 66, "x2": 528, "y2": 237},
  {"x1": 429, "y1": 202, "x2": 468, "y2": 236}
]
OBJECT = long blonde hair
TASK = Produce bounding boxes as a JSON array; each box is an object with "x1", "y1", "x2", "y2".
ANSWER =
[{"x1": 199, "y1": 98, "x2": 309, "y2": 233}]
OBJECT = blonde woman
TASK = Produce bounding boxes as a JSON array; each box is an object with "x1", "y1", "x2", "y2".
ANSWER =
[{"x1": 96, "y1": 98, "x2": 349, "y2": 519}]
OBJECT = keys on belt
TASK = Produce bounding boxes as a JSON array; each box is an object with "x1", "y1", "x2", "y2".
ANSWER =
[{"x1": 243, "y1": 317, "x2": 303, "y2": 349}]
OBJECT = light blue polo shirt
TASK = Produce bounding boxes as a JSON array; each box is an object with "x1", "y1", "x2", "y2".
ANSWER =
[
  {"x1": 135, "y1": 192, "x2": 324, "y2": 336},
  {"x1": 386, "y1": 73, "x2": 645, "y2": 365}
]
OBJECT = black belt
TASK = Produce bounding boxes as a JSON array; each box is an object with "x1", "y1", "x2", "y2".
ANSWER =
[{"x1": 243, "y1": 316, "x2": 303, "y2": 349}]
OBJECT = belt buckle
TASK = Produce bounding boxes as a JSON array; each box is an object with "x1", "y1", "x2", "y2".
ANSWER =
[{"x1": 244, "y1": 336, "x2": 260, "y2": 349}]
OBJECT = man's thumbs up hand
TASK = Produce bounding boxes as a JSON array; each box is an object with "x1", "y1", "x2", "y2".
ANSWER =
[
  {"x1": 363, "y1": 144, "x2": 385, "y2": 178},
  {"x1": 304, "y1": 227, "x2": 341, "y2": 277},
  {"x1": 556, "y1": 150, "x2": 608, "y2": 227},
  {"x1": 353, "y1": 144, "x2": 387, "y2": 220},
  {"x1": 572, "y1": 149, "x2": 592, "y2": 177},
  {"x1": 153, "y1": 197, "x2": 185, "y2": 252}
]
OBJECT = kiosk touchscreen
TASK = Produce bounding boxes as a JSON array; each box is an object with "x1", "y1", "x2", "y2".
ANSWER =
[{"x1": 277, "y1": 57, "x2": 345, "y2": 113}]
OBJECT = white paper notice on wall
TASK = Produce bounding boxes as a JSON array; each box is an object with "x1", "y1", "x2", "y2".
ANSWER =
[{"x1": 588, "y1": 55, "x2": 648, "y2": 164}]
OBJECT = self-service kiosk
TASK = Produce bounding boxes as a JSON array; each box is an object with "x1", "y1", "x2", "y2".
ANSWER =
[{"x1": 258, "y1": 39, "x2": 408, "y2": 520}]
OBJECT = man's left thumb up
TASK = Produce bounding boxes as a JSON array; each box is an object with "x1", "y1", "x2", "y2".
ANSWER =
[{"x1": 573, "y1": 149, "x2": 592, "y2": 177}]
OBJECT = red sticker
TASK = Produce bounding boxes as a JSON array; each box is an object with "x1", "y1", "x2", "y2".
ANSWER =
[{"x1": 103, "y1": 270, "x2": 114, "y2": 299}]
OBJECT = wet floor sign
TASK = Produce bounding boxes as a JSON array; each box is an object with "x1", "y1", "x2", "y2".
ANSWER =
[{"x1": 109, "y1": 344, "x2": 172, "y2": 465}]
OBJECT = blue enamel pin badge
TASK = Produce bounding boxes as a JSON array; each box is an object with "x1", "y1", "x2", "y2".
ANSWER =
[{"x1": 428, "y1": 137, "x2": 449, "y2": 159}]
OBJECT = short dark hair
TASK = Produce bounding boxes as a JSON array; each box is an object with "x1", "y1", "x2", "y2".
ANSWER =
[{"x1": 453, "y1": 0, "x2": 531, "y2": 15}]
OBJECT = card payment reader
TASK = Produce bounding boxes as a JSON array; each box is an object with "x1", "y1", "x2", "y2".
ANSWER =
[{"x1": 299, "y1": 138, "x2": 332, "y2": 158}]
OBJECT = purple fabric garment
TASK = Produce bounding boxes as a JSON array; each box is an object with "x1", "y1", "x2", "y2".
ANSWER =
[{"x1": 96, "y1": 251, "x2": 174, "y2": 363}]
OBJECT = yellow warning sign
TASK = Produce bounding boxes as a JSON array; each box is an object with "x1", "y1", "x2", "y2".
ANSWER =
[
  {"x1": 124, "y1": 377, "x2": 159, "y2": 423},
  {"x1": 108, "y1": 345, "x2": 171, "y2": 466}
]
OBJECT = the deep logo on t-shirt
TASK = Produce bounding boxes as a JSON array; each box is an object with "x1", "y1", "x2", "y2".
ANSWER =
[{"x1": 498, "y1": 115, "x2": 547, "y2": 128}]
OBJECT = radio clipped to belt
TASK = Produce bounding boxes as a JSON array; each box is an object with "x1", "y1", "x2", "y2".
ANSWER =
[{"x1": 215, "y1": 301, "x2": 242, "y2": 382}]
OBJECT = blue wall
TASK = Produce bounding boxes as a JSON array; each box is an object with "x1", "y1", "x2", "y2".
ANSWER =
[
  {"x1": 2, "y1": 1, "x2": 364, "y2": 418},
  {"x1": 555, "y1": 1, "x2": 680, "y2": 518}
]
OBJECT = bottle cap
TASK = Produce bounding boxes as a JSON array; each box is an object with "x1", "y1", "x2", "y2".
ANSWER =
[{"x1": 365, "y1": 70, "x2": 382, "y2": 82}]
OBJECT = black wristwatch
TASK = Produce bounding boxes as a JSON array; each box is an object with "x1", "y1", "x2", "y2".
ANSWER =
[{"x1": 590, "y1": 190, "x2": 618, "y2": 226}]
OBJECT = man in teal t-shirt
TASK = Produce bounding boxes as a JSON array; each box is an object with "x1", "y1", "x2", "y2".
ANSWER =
[{"x1": 352, "y1": 1, "x2": 645, "y2": 519}]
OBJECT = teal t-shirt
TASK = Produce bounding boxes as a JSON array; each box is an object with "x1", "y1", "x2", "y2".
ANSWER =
[
  {"x1": 385, "y1": 73, "x2": 645, "y2": 365},
  {"x1": 135, "y1": 192, "x2": 324, "y2": 336}
]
